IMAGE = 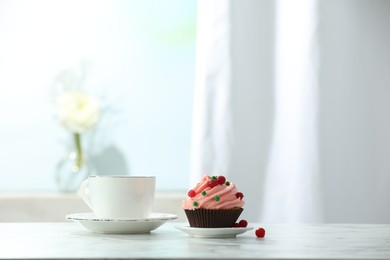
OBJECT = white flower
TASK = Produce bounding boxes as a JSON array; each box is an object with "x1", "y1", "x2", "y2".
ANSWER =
[{"x1": 57, "y1": 91, "x2": 100, "y2": 134}]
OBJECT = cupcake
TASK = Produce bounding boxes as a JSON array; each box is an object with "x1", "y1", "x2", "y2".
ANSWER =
[{"x1": 182, "y1": 175, "x2": 245, "y2": 228}]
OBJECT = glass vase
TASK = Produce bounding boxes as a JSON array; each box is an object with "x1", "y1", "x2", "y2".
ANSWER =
[{"x1": 55, "y1": 133, "x2": 94, "y2": 192}]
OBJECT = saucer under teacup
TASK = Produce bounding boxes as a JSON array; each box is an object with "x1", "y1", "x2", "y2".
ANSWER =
[{"x1": 66, "y1": 212, "x2": 177, "y2": 234}]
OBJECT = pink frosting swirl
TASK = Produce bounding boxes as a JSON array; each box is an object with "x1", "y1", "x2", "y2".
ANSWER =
[{"x1": 182, "y1": 175, "x2": 245, "y2": 210}]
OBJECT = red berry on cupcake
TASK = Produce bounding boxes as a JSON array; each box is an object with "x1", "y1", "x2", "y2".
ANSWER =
[
  {"x1": 217, "y1": 176, "x2": 226, "y2": 185},
  {"x1": 208, "y1": 179, "x2": 219, "y2": 188},
  {"x1": 188, "y1": 189, "x2": 196, "y2": 198},
  {"x1": 236, "y1": 192, "x2": 244, "y2": 200}
]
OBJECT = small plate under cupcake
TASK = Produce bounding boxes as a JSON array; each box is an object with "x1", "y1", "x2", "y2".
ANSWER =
[{"x1": 176, "y1": 225, "x2": 253, "y2": 238}]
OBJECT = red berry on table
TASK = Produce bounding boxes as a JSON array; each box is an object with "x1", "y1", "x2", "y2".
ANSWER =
[
  {"x1": 236, "y1": 192, "x2": 244, "y2": 200},
  {"x1": 233, "y1": 223, "x2": 241, "y2": 227},
  {"x1": 239, "y1": 219, "x2": 248, "y2": 227},
  {"x1": 217, "y1": 176, "x2": 226, "y2": 185},
  {"x1": 208, "y1": 179, "x2": 219, "y2": 188},
  {"x1": 255, "y1": 227, "x2": 266, "y2": 238},
  {"x1": 188, "y1": 189, "x2": 196, "y2": 198}
]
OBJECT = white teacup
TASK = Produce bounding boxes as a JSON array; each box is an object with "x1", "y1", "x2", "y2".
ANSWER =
[{"x1": 78, "y1": 175, "x2": 156, "y2": 219}]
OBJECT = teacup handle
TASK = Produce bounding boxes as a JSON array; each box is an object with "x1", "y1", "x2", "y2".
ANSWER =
[{"x1": 78, "y1": 179, "x2": 93, "y2": 209}]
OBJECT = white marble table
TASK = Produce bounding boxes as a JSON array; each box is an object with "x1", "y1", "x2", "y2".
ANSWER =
[{"x1": 0, "y1": 223, "x2": 389, "y2": 259}]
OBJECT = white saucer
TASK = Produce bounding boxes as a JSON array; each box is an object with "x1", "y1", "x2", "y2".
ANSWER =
[
  {"x1": 175, "y1": 225, "x2": 253, "y2": 238},
  {"x1": 66, "y1": 212, "x2": 177, "y2": 234}
]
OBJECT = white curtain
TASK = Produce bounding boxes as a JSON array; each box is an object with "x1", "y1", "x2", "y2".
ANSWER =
[{"x1": 190, "y1": 0, "x2": 390, "y2": 223}]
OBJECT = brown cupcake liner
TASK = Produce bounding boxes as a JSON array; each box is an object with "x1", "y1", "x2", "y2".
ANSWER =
[{"x1": 184, "y1": 208, "x2": 244, "y2": 228}]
